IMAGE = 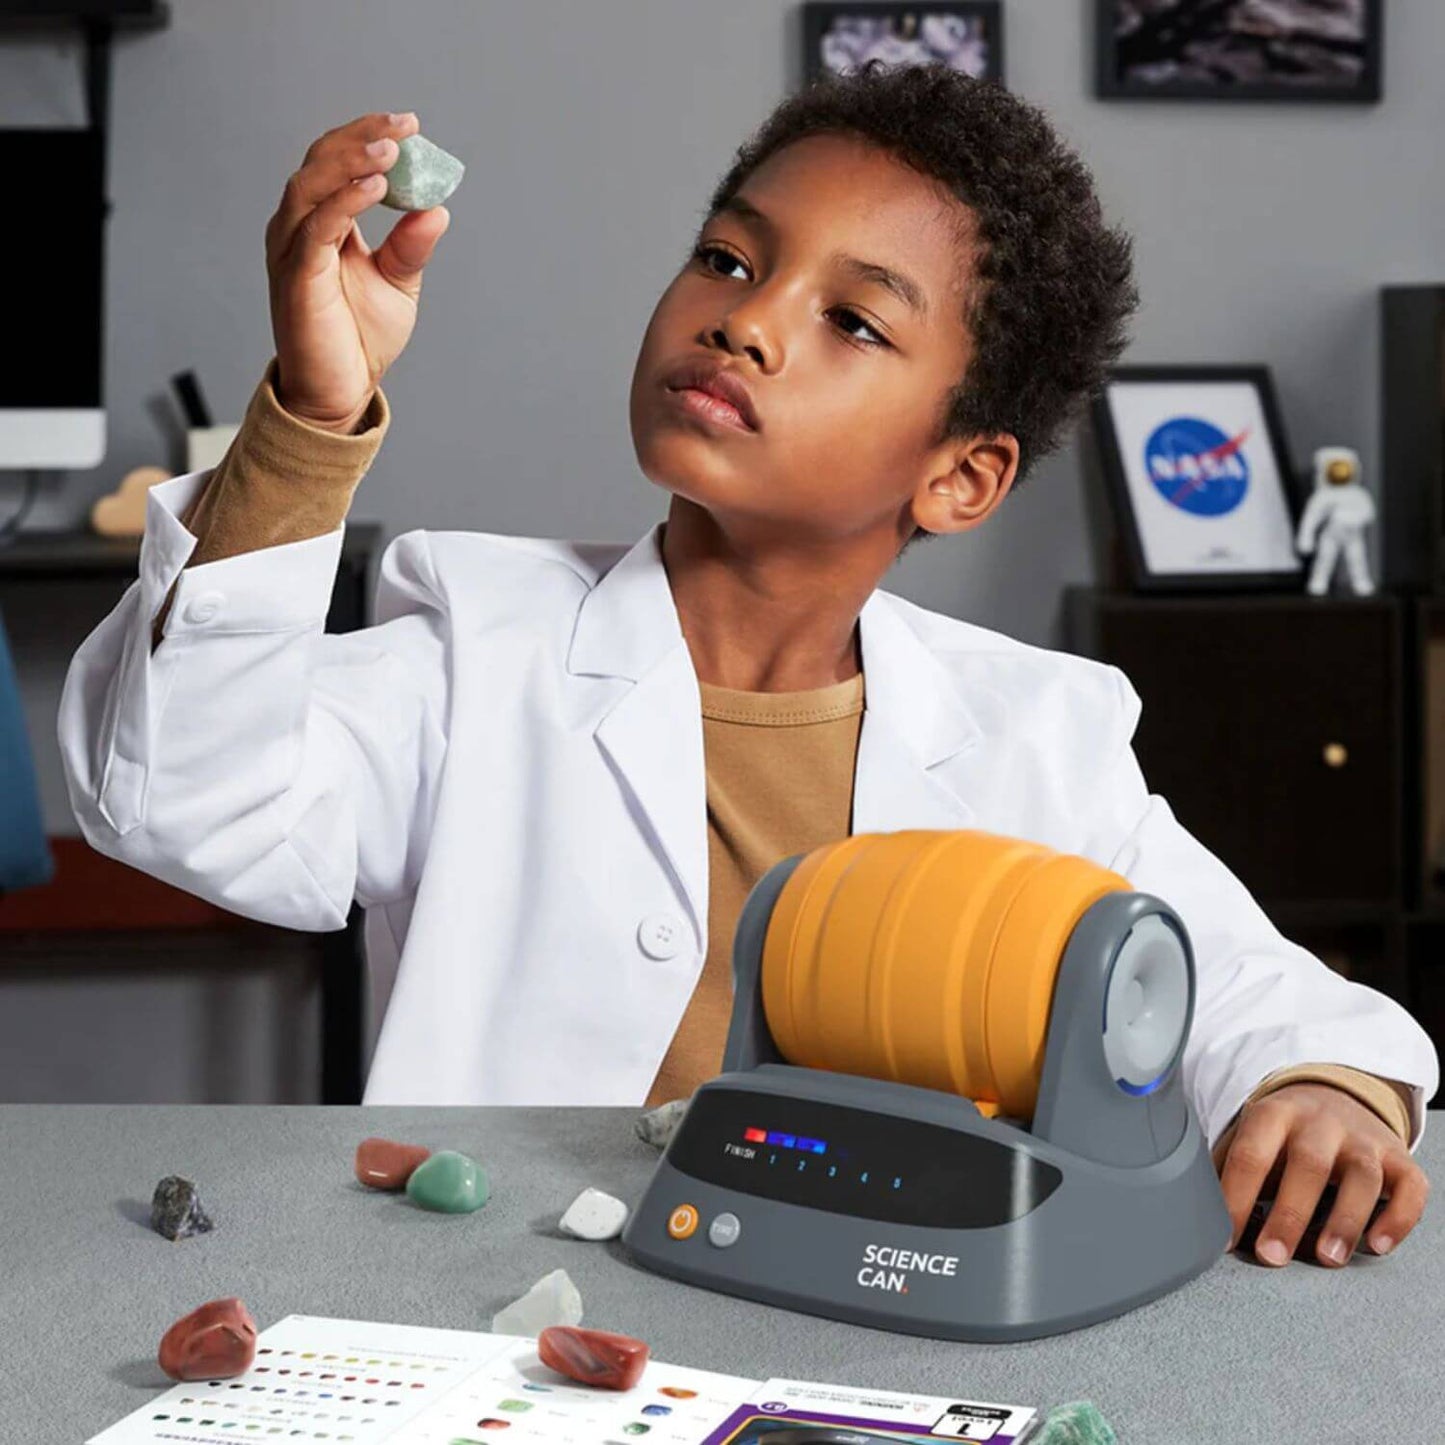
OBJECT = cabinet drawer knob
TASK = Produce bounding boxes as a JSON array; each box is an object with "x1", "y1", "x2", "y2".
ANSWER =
[{"x1": 1322, "y1": 742, "x2": 1349, "y2": 768}]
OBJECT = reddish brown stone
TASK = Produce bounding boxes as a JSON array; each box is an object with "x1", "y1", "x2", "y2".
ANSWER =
[
  {"x1": 158, "y1": 1297, "x2": 258, "y2": 1381},
  {"x1": 354, "y1": 1136, "x2": 432, "y2": 1190},
  {"x1": 537, "y1": 1326, "x2": 649, "y2": 1391}
]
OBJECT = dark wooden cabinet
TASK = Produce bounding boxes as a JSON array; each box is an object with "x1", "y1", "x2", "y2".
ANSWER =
[
  {"x1": 1063, "y1": 588, "x2": 1442, "y2": 1071},
  {"x1": 1064, "y1": 590, "x2": 1403, "y2": 910}
]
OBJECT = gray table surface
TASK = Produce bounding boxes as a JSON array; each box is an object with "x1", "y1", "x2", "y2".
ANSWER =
[{"x1": 3, "y1": 1106, "x2": 1441, "y2": 1445}]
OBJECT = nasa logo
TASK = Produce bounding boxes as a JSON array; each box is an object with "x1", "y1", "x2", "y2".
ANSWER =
[{"x1": 1143, "y1": 416, "x2": 1251, "y2": 517}]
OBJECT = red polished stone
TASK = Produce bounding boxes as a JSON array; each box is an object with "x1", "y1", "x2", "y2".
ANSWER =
[
  {"x1": 537, "y1": 1326, "x2": 650, "y2": 1391},
  {"x1": 158, "y1": 1297, "x2": 258, "y2": 1381},
  {"x1": 354, "y1": 1136, "x2": 432, "y2": 1190}
]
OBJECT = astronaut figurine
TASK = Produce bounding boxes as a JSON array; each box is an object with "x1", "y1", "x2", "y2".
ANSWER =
[{"x1": 1295, "y1": 445, "x2": 1376, "y2": 596}]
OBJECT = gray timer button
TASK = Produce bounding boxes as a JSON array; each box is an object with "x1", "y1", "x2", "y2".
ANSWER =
[{"x1": 708, "y1": 1212, "x2": 741, "y2": 1248}]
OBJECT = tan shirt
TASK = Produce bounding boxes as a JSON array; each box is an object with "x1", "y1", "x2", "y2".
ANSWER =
[
  {"x1": 162, "y1": 354, "x2": 1416, "y2": 1147},
  {"x1": 643, "y1": 672, "x2": 866, "y2": 1107}
]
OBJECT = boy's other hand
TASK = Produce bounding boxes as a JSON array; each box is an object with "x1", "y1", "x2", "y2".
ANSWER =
[
  {"x1": 264, "y1": 111, "x2": 451, "y2": 435},
  {"x1": 1212, "y1": 1081, "x2": 1429, "y2": 1268}
]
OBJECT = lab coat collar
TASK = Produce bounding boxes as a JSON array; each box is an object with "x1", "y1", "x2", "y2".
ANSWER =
[{"x1": 566, "y1": 521, "x2": 985, "y2": 945}]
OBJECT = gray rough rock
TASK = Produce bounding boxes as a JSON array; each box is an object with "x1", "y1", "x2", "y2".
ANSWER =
[
  {"x1": 634, "y1": 1097, "x2": 691, "y2": 1150},
  {"x1": 150, "y1": 1175, "x2": 214, "y2": 1241},
  {"x1": 381, "y1": 133, "x2": 465, "y2": 212}
]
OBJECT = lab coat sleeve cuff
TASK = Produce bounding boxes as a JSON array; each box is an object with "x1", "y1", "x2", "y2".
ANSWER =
[
  {"x1": 141, "y1": 470, "x2": 207, "y2": 597},
  {"x1": 87, "y1": 478, "x2": 347, "y2": 835},
  {"x1": 160, "y1": 525, "x2": 348, "y2": 639},
  {"x1": 140, "y1": 469, "x2": 345, "y2": 634}
]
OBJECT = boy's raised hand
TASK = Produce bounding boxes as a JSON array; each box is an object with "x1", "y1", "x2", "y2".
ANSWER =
[
  {"x1": 1212, "y1": 1080, "x2": 1429, "y2": 1268},
  {"x1": 264, "y1": 111, "x2": 450, "y2": 435}
]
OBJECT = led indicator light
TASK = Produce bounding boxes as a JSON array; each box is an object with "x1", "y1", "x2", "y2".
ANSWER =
[
  {"x1": 766, "y1": 1132, "x2": 797, "y2": 1148},
  {"x1": 796, "y1": 1137, "x2": 828, "y2": 1154},
  {"x1": 743, "y1": 1127, "x2": 766, "y2": 1143}
]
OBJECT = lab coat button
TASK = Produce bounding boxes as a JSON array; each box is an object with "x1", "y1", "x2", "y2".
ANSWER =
[
  {"x1": 184, "y1": 591, "x2": 224, "y2": 626},
  {"x1": 637, "y1": 911, "x2": 684, "y2": 960}
]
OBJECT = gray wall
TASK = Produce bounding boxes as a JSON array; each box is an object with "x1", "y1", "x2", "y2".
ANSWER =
[{"x1": 2, "y1": 0, "x2": 1441, "y2": 1099}]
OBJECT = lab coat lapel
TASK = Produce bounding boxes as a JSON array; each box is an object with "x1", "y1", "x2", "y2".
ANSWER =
[
  {"x1": 568, "y1": 523, "x2": 709, "y2": 948},
  {"x1": 566, "y1": 525, "x2": 990, "y2": 951},
  {"x1": 851, "y1": 590, "x2": 984, "y2": 834}
]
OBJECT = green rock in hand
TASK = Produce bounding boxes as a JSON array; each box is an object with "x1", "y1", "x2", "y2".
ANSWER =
[{"x1": 381, "y1": 133, "x2": 465, "y2": 212}]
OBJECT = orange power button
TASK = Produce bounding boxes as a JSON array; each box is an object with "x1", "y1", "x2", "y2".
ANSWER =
[{"x1": 667, "y1": 1204, "x2": 700, "y2": 1240}]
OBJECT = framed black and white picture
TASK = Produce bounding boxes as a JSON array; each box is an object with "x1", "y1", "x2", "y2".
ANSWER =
[
  {"x1": 803, "y1": 3, "x2": 1004, "y2": 86},
  {"x1": 1095, "y1": 0, "x2": 1383, "y2": 103},
  {"x1": 1089, "y1": 365, "x2": 1306, "y2": 592}
]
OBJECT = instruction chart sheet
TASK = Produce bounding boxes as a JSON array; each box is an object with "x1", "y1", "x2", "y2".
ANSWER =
[{"x1": 89, "y1": 1313, "x2": 1040, "y2": 1444}]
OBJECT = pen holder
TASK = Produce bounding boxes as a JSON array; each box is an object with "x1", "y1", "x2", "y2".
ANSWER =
[{"x1": 187, "y1": 424, "x2": 241, "y2": 475}]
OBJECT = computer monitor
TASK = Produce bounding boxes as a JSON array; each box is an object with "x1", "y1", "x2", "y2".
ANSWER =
[{"x1": 0, "y1": 127, "x2": 106, "y2": 469}]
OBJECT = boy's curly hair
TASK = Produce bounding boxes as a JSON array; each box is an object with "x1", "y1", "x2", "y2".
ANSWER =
[{"x1": 699, "y1": 61, "x2": 1140, "y2": 552}]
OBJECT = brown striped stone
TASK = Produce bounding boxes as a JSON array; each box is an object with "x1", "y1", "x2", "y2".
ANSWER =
[{"x1": 538, "y1": 1326, "x2": 650, "y2": 1391}]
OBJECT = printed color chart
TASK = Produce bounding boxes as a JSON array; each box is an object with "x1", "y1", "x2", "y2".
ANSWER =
[
  {"x1": 89, "y1": 1316, "x2": 1038, "y2": 1445},
  {"x1": 89, "y1": 1314, "x2": 753, "y2": 1445}
]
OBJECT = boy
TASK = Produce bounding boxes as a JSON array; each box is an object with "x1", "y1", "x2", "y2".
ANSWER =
[{"x1": 59, "y1": 64, "x2": 1434, "y2": 1273}]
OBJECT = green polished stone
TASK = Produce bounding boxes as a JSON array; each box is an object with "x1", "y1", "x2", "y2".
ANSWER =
[
  {"x1": 404, "y1": 1149, "x2": 489, "y2": 1213},
  {"x1": 381, "y1": 133, "x2": 465, "y2": 212},
  {"x1": 1032, "y1": 1401, "x2": 1118, "y2": 1445}
]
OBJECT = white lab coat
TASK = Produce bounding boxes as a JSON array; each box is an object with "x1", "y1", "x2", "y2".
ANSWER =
[{"x1": 58, "y1": 469, "x2": 1437, "y2": 1150}]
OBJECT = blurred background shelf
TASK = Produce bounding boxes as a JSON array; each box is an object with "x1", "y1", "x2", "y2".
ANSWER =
[{"x1": 0, "y1": 524, "x2": 382, "y2": 1103}]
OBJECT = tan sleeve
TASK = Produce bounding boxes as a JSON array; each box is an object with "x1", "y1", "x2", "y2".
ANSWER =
[
  {"x1": 1248, "y1": 1063, "x2": 1414, "y2": 1144},
  {"x1": 1213, "y1": 1062, "x2": 1414, "y2": 1166},
  {"x1": 151, "y1": 356, "x2": 391, "y2": 649}
]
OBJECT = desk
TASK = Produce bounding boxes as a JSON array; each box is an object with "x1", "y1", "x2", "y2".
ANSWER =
[
  {"x1": 0, "y1": 527, "x2": 383, "y2": 1103},
  {"x1": 6, "y1": 1105, "x2": 1442, "y2": 1444}
]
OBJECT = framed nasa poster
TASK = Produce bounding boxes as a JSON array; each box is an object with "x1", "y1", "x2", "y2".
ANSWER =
[{"x1": 1089, "y1": 364, "x2": 1306, "y2": 593}]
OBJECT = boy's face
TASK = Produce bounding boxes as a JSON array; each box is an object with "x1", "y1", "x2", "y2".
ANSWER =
[{"x1": 629, "y1": 132, "x2": 1008, "y2": 552}]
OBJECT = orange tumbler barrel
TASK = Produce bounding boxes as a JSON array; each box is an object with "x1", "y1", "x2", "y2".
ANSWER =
[{"x1": 759, "y1": 830, "x2": 1132, "y2": 1121}]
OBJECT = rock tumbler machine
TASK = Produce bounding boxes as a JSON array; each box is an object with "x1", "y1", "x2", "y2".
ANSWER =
[{"x1": 622, "y1": 829, "x2": 1232, "y2": 1341}]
